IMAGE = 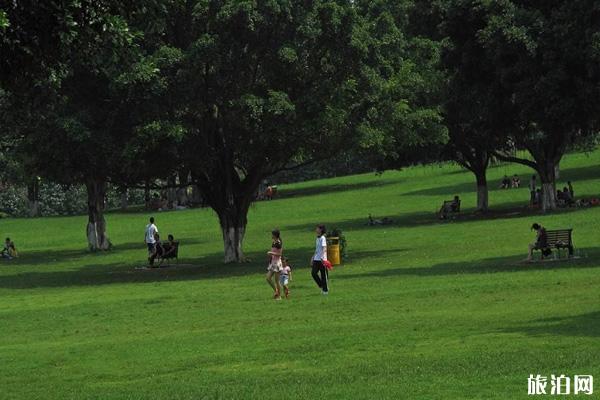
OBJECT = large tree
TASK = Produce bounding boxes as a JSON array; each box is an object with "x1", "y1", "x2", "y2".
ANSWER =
[
  {"x1": 138, "y1": 1, "x2": 384, "y2": 262},
  {"x1": 2, "y1": 2, "x2": 163, "y2": 249},
  {"x1": 438, "y1": 0, "x2": 516, "y2": 212},
  {"x1": 480, "y1": 0, "x2": 600, "y2": 210}
]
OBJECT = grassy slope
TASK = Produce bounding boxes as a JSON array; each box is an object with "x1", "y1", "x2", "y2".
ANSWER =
[{"x1": 0, "y1": 150, "x2": 599, "y2": 399}]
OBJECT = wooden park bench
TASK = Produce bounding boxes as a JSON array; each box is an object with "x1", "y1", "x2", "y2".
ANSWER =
[
  {"x1": 535, "y1": 229, "x2": 574, "y2": 259},
  {"x1": 439, "y1": 199, "x2": 461, "y2": 219},
  {"x1": 158, "y1": 241, "x2": 179, "y2": 266}
]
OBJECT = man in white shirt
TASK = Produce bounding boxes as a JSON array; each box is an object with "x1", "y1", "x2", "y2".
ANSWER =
[
  {"x1": 145, "y1": 217, "x2": 158, "y2": 255},
  {"x1": 311, "y1": 224, "x2": 329, "y2": 294}
]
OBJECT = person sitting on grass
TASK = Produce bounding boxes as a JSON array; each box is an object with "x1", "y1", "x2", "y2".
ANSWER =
[
  {"x1": 161, "y1": 234, "x2": 177, "y2": 259},
  {"x1": 280, "y1": 257, "x2": 293, "y2": 299},
  {"x1": 562, "y1": 187, "x2": 574, "y2": 206},
  {"x1": 500, "y1": 175, "x2": 510, "y2": 189},
  {"x1": 148, "y1": 233, "x2": 164, "y2": 267},
  {"x1": 511, "y1": 174, "x2": 521, "y2": 188},
  {"x1": 1, "y1": 237, "x2": 17, "y2": 259},
  {"x1": 526, "y1": 223, "x2": 549, "y2": 262}
]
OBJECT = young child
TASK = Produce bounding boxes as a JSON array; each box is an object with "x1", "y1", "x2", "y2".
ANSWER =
[
  {"x1": 266, "y1": 229, "x2": 283, "y2": 299},
  {"x1": 280, "y1": 258, "x2": 292, "y2": 299}
]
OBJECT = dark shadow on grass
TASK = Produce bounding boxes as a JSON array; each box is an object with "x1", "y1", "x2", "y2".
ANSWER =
[
  {"x1": 282, "y1": 200, "x2": 599, "y2": 234},
  {"x1": 8, "y1": 237, "x2": 206, "y2": 266},
  {"x1": 401, "y1": 164, "x2": 600, "y2": 197},
  {"x1": 501, "y1": 311, "x2": 600, "y2": 337},
  {"x1": 334, "y1": 247, "x2": 600, "y2": 280},
  {"x1": 277, "y1": 178, "x2": 399, "y2": 200}
]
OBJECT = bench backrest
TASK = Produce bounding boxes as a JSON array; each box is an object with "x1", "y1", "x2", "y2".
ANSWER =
[
  {"x1": 444, "y1": 200, "x2": 461, "y2": 212},
  {"x1": 545, "y1": 229, "x2": 572, "y2": 246}
]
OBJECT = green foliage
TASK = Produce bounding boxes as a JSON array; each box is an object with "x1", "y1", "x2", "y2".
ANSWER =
[{"x1": 0, "y1": 9, "x2": 8, "y2": 29}]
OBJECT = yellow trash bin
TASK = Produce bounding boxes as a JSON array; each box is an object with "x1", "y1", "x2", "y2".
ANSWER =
[{"x1": 327, "y1": 237, "x2": 341, "y2": 265}]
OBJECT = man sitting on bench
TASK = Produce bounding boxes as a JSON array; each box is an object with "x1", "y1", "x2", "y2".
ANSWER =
[
  {"x1": 526, "y1": 223, "x2": 549, "y2": 262},
  {"x1": 439, "y1": 195, "x2": 460, "y2": 219}
]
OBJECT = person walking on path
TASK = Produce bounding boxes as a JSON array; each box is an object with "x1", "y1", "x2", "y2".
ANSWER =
[
  {"x1": 145, "y1": 217, "x2": 159, "y2": 260},
  {"x1": 311, "y1": 224, "x2": 329, "y2": 295}
]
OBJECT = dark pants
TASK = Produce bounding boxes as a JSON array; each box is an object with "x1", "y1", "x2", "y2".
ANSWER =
[{"x1": 311, "y1": 260, "x2": 328, "y2": 292}]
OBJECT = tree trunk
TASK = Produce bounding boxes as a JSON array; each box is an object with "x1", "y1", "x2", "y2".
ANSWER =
[
  {"x1": 475, "y1": 171, "x2": 489, "y2": 212},
  {"x1": 27, "y1": 179, "x2": 40, "y2": 217},
  {"x1": 190, "y1": 184, "x2": 203, "y2": 206},
  {"x1": 144, "y1": 180, "x2": 150, "y2": 209},
  {"x1": 167, "y1": 175, "x2": 177, "y2": 209},
  {"x1": 120, "y1": 187, "x2": 128, "y2": 211},
  {"x1": 538, "y1": 159, "x2": 558, "y2": 212},
  {"x1": 86, "y1": 179, "x2": 111, "y2": 251},
  {"x1": 219, "y1": 213, "x2": 247, "y2": 263}
]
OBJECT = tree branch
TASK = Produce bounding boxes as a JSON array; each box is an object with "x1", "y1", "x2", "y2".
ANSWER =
[{"x1": 491, "y1": 151, "x2": 538, "y2": 170}]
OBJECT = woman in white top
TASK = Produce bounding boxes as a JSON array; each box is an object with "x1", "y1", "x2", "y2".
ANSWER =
[{"x1": 311, "y1": 224, "x2": 329, "y2": 294}]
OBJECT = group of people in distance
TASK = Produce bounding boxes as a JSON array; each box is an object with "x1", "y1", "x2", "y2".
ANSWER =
[
  {"x1": 500, "y1": 174, "x2": 521, "y2": 189},
  {"x1": 528, "y1": 175, "x2": 577, "y2": 208},
  {"x1": 265, "y1": 224, "x2": 330, "y2": 300},
  {"x1": 1, "y1": 237, "x2": 17, "y2": 260},
  {"x1": 144, "y1": 217, "x2": 177, "y2": 267}
]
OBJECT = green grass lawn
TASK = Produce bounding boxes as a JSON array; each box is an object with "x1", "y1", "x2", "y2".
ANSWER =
[{"x1": 1, "y1": 150, "x2": 599, "y2": 399}]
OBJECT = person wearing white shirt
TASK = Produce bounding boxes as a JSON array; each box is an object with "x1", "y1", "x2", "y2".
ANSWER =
[
  {"x1": 311, "y1": 224, "x2": 329, "y2": 294},
  {"x1": 145, "y1": 217, "x2": 159, "y2": 255}
]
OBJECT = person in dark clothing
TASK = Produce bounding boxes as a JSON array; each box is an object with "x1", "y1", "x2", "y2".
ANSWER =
[
  {"x1": 311, "y1": 224, "x2": 329, "y2": 295},
  {"x1": 526, "y1": 223, "x2": 548, "y2": 262}
]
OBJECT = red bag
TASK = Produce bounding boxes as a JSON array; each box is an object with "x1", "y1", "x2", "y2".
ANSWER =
[{"x1": 322, "y1": 260, "x2": 333, "y2": 270}]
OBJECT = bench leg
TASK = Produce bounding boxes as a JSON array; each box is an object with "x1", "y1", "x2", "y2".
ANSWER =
[{"x1": 568, "y1": 246, "x2": 574, "y2": 257}]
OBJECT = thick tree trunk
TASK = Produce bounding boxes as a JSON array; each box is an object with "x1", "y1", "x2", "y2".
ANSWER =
[
  {"x1": 120, "y1": 187, "x2": 128, "y2": 211},
  {"x1": 27, "y1": 179, "x2": 40, "y2": 217},
  {"x1": 538, "y1": 159, "x2": 558, "y2": 212},
  {"x1": 220, "y1": 214, "x2": 246, "y2": 264},
  {"x1": 167, "y1": 175, "x2": 177, "y2": 209},
  {"x1": 86, "y1": 179, "x2": 111, "y2": 251},
  {"x1": 475, "y1": 172, "x2": 488, "y2": 212},
  {"x1": 190, "y1": 184, "x2": 203, "y2": 206},
  {"x1": 144, "y1": 180, "x2": 150, "y2": 209}
]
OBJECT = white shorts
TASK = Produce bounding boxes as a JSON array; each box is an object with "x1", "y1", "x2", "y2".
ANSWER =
[{"x1": 279, "y1": 275, "x2": 289, "y2": 286}]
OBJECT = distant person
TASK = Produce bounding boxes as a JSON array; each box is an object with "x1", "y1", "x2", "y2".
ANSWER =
[
  {"x1": 311, "y1": 224, "x2": 329, "y2": 295},
  {"x1": 557, "y1": 190, "x2": 566, "y2": 207},
  {"x1": 526, "y1": 223, "x2": 548, "y2": 262},
  {"x1": 145, "y1": 217, "x2": 159, "y2": 256},
  {"x1": 500, "y1": 175, "x2": 510, "y2": 189},
  {"x1": 280, "y1": 257, "x2": 293, "y2": 299},
  {"x1": 534, "y1": 188, "x2": 542, "y2": 205},
  {"x1": 148, "y1": 233, "x2": 164, "y2": 267},
  {"x1": 162, "y1": 234, "x2": 177, "y2": 259},
  {"x1": 265, "y1": 186, "x2": 274, "y2": 201},
  {"x1": 266, "y1": 229, "x2": 283, "y2": 299},
  {"x1": 439, "y1": 195, "x2": 460, "y2": 219},
  {"x1": 567, "y1": 181, "x2": 574, "y2": 199},
  {"x1": 1, "y1": 237, "x2": 17, "y2": 259},
  {"x1": 529, "y1": 175, "x2": 537, "y2": 204},
  {"x1": 562, "y1": 187, "x2": 574, "y2": 206},
  {"x1": 512, "y1": 174, "x2": 521, "y2": 188}
]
